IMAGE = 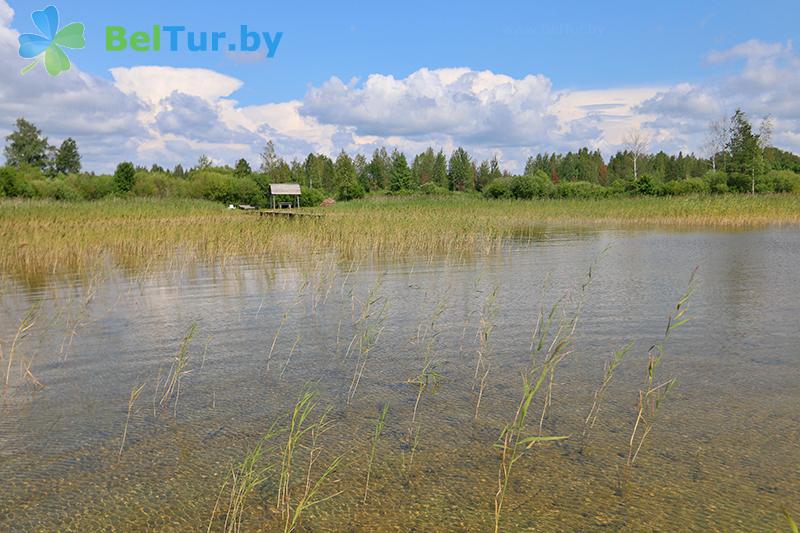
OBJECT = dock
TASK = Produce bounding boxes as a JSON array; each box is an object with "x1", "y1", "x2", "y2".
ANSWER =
[{"x1": 258, "y1": 209, "x2": 325, "y2": 218}]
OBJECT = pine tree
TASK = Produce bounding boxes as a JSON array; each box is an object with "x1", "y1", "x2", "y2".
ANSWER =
[
  {"x1": 234, "y1": 158, "x2": 252, "y2": 178},
  {"x1": 389, "y1": 150, "x2": 411, "y2": 191},
  {"x1": 447, "y1": 147, "x2": 473, "y2": 191},
  {"x1": 113, "y1": 162, "x2": 136, "y2": 193}
]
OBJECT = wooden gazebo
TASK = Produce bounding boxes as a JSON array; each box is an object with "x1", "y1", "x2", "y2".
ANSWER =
[{"x1": 269, "y1": 183, "x2": 301, "y2": 208}]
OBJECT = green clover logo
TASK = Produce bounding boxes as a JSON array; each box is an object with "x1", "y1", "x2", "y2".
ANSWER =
[{"x1": 18, "y1": 5, "x2": 85, "y2": 76}]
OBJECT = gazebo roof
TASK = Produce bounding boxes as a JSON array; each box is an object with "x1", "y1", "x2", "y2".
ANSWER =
[{"x1": 269, "y1": 183, "x2": 301, "y2": 195}]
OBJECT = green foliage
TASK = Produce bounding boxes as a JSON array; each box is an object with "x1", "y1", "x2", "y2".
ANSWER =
[
  {"x1": 4, "y1": 118, "x2": 50, "y2": 170},
  {"x1": 113, "y1": 162, "x2": 136, "y2": 193},
  {"x1": 234, "y1": 158, "x2": 252, "y2": 178},
  {"x1": 0, "y1": 166, "x2": 35, "y2": 197},
  {"x1": 389, "y1": 150, "x2": 412, "y2": 192},
  {"x1": 509, "y1": 173, "x2": 551, "y2": 199},
  {"x1": 190, "y1": 170, "x2": 265, "y2": 206},
  {"x1": 663, "y1": 177, "x2": 710, "y2": 196},
  {"x1": 482, "y1": 177, "x2": 511, "y2": 199},
  {"x1": 300, "y1": 187, "x2": 325, "y2": 207},
  {"x1": 419, "y1": 182, "x2": 449, "y2": 195},
  {"x1": 30, "y1": 177, "x2": 82, "y2": 201},
  {"x1": 54, "y1": 138, "x2": 81, "y2": 175},
  {"x1": 447, "y1": 147, "x2": 473, "y2": 191},
  {"x1": 65, "y1": 173, "x2": 115, "y2": 200},
  {"x1": 555, "y1": 180, "x2": 609, "y2": 199},
  {"x1": 703, "y1": 171, "x2": 729, "y2": 194},
  {"x1": 337, "y1": 180, "x2": 365, "y2": 201}
]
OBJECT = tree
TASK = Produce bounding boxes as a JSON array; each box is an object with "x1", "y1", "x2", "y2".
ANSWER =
[
  {"x1": 703, "y1": 116, "x2": 729, "y2": 172},
  {"x1": 623, "y1": 129, "x2": 649, "y2": 181},
  {"x1": 54, "y1": 138, "x2": 81, "y2": 175},
  {"x1": 113, "y1": 162, "x2": 136, "y2": 193},
  {"x1": 366, "y1": 148, "x2": 390, "y2": 191},
  {"x1": 448, "y1": 147, "x2": 473, "y2": 191},
  {"x1": 389, "y1": 150, "x2": 412, "y2": 191},
  {"x1": 4, "y1": 118, "x2": 50, "y2": 169},
  {"x1": 197, "y1": 154, "x2": 212, "y2": 170},
  {"x1": 334, "y1": 150, "x2": 357, "y2": 190},
  {"x1": 234, "y1": 158, "x2": 252, "y2": 178},
  {"x1": 173, "y1": 164, "x2": 185, "y2": 178},
  {"x1": 259, "y1": 140, "x2": 281, "y2": 174},
  {"x1": 727, "y1": 109, "x2": 762, "y2": 193},
  {"x1": 432, "y1": 150, "x2": 448, "y2": 188}
]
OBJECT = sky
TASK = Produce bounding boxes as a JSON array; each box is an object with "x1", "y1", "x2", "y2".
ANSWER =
[{"x1": 1, "y1": 0, "x2": 799, "y2": 172}]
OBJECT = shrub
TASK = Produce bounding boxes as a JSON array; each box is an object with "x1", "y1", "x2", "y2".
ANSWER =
[
  {"x1": 337, "y1": 181, "x2": 366, "y2": 201},
  {"x1": 420, "y1": 182, "x2": 449, "y2": 195},
  {"x1": 29, "y1": 178, "x2": 81, "y2": 201},
  {"x1": 189, "y1": 171, "x2": 265, "y2": 206},
  {"x1": 0, "y1": 167, "x2": 35, "y2": 198},
  {"x1": 703, "y1": 171, "x2": 729, "y2": 194},
  {"x1": 132, "y1": 172, "x2": 188, "y2": 198},
  {"x1": 555, "y1": 181, "x2": 609, "y2": 199},
  {"x1": 509, "y1": 174, "x2": 551, "y2": 199},
  {"x1": 663, "y1": 177, "x2": 710, "y2": 195},
  {"x1": 113, "y1": 162, "x2": 136, "y2": 193},
  {"x1": 300, "y1": 187, "x2": 325, "y2": 207},
  {"x1": 482, "y1": 178, "x2": 511, "y2": 199},
  {"x1": 767, "y1": 170, "x2": 800, "y2": 193},
  {"x1": 65, "y1": 174, "x2": 115, "y2": 200}
]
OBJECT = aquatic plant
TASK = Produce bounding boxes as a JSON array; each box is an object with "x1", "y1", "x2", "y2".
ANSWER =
[
  {"x1": 474, "y1": 284, "x2": 498, "y2": 419},
  {"x1": 159, "y1": 322, "x2": 198, "y2": 415},
  {"x1": 364, "y1": 403, "x2": 389, "y2": 503},
  {"x1": 582, "y1": 343, "x2": 633, "y2": 444},
  {"x1": 624, "y1": 268, "x2": 697, "y2": 486},
  {"x1": 3, "y1": 304, "x2": 38, "y2": 388},
  {"x1": 118, "y1": 382, "x2": 146, "y2": 459}
]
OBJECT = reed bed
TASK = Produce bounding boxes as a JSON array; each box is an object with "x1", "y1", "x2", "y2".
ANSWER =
[{"x1": 2, "y1": 194, "x2": 799, "y2": 283}]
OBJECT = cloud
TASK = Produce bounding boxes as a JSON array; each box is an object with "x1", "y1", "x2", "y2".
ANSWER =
[
  {"x1": 637, "y1": 39, "x2": 800, "y2": 153},
  {"x1": 1, "y1": 0, "x2": 798, "y2": 173}
]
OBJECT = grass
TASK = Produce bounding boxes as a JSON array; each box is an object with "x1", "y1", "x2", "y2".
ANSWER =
[
  {"x1": 363, "y1": 403, "x2": 389, "y2": 503},
  {"x1": 160, "y1": 322, "x2": 198, "y2": 416},
  {"x1": 2, "y1": 194, "x2": 799, "y2": 283},
  {"x1": 118, "y1": 382, "x2": 146, "y2": 459}
]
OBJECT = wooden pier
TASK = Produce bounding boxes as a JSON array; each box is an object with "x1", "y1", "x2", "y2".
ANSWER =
[{"x1": 258, "y1": 209, "x2": 325, "y2": 219}]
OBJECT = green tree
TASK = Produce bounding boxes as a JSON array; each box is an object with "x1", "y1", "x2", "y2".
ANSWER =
[
  {"x1": 234, "y1": 158, "x2": 252, "y2": 178},
  {"x1": 113, "y1": 162, "x2": 136, "y2": 193},
  {"x1": 366, "y1": 148, "x2": 390, "y2": 191},
  {"x1": 54, "y1": 137, "x2": 81, "y2": 175},
  {"x1": 196, "y1": 154, "x2": 212, "y2": 170},
  {"x1": 448, "y1": 147, "x2": 473, "y2": 191},
  {"x1": 389, "y1": 150, "x2": 412, "y2": 191},
  {"x1": 727, "y1": 109, "x2": 762, "y2": 193},
  {"x1": 4, "y1": 118, "x2": 50, "y2": 169},
  {"x1": 334, "y1": 150, "x2": 357, "y2": 190},
  {"x1": 432, "y1": 150, "x2": 448, "y2": 187}
]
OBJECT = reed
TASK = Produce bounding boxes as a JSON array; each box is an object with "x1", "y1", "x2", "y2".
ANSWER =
[
  {"x1": 784, "y1": 510, "x2": 799, "y2": 533},
  {"x1": 160, "y1": 322, "x2": 198, "y2": 415},
  {"x1": 363, "y1": 403, "x2": 389, "y2": 503},
  {"x1": 208, "y1": 422, "x2": 282, "y2": 533},
  {"x1": 4, "y1": 304, "x2": 38, "y2": 388},
  {"x1": 4, "y1": 195, "x2": 798, "y2": 284},
  {"x1": 582, "y1": 343, "x2": 633, "y2": 444},
  {"x1": 473, "y1": 285, "x2": 498, "y2": 419},
  {"x1": 118, "y1": 382, "x2": 146, "y2": 459},
  {"x1": 622, "y1": 268, "x2": 698, "y2": 493},
  {"x1": 347, "y1": 279, "x2": 387, "y2": 403}
]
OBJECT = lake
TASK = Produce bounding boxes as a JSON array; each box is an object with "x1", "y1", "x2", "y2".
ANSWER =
[{"x1": 1, "y1": 226, "x2": 798, "y2": 531}]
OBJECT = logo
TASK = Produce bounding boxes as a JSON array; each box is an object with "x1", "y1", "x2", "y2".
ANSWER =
[{"x1": 18, "y1": 5, "x2": 85, "y2": 77}]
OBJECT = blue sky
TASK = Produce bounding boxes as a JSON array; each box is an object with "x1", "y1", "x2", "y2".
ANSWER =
[{"x1": 2, "y1": 0, "x2": 799, "y2": 170}]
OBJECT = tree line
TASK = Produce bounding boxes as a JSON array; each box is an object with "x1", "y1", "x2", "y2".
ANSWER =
[{"x1": 2, "y1": 109, "x2": 799, "y2": 205}]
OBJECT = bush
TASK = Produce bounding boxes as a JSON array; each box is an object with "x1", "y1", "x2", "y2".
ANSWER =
[
  {"x1": 482, "y1": 178, "x2": 511, "y2": 199},
  {"x1": 189, "y1": 171, "x2": 265, "y2": 206},
  {"x1": 65, "y1": 174, "x2": 115, "y2": 200},
  {"x1": 29, "y1": 178, "x2": 81, "y2": 201},
  {"x1": 509, "y1": 174, "x2": 552, "y2": 199},
  {"x1": 663, "y1": 177, "x2": 710, "y2": 195},
  {"x1": 0, "y1": 167, "x2": 35, "y2": 198},
  {"x1": 337, "y1": 181, "x2": 365, "y2": 201},
  {"x1": 300, "y1": 187, "x2": 325, "y2": 207},
  {"x1": 113, "y1": 162, "x2": 136, "y2": 193},
  {"x1": 420, "y1": 182, "x2": 449, "y2": 195},
  {"x1": 555, "y1": 181, "x2": 609, "y2": 199},
  {"x1": 703, "y1": 171, "x2": 729, "y2": 194},
  {"x1": 132, "y1": 172, "x2": 188, "y2": 198},
  {"x1": 767, "y1": 170, "x2": 800, "y2": 193}
]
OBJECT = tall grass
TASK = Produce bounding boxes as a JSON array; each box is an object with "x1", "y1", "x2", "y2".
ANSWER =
[
  {"x1": 160, "y1": 322, "x2": 198, "y2": 415},
  {"x1": 364, "y1": 403, "x2": 389, "y2": 503},
  {"x1": 118, "y1": 382, "x2": 146, "y2": 459},
  {"x1": 626, "y1": 268, "x2": 697, "y2": 468},
  {"x1": 3, "y1": 195, "x2": 799, "y2": 283}
]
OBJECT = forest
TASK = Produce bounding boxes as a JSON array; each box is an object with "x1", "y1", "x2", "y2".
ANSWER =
[{"x1": 2, "y1": 109, "x2": 799, "y2": 207}]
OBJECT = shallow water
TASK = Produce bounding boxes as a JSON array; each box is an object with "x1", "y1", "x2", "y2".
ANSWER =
[{"x1": 1, "y1": 226, "x2": 798, "y2": 531}]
